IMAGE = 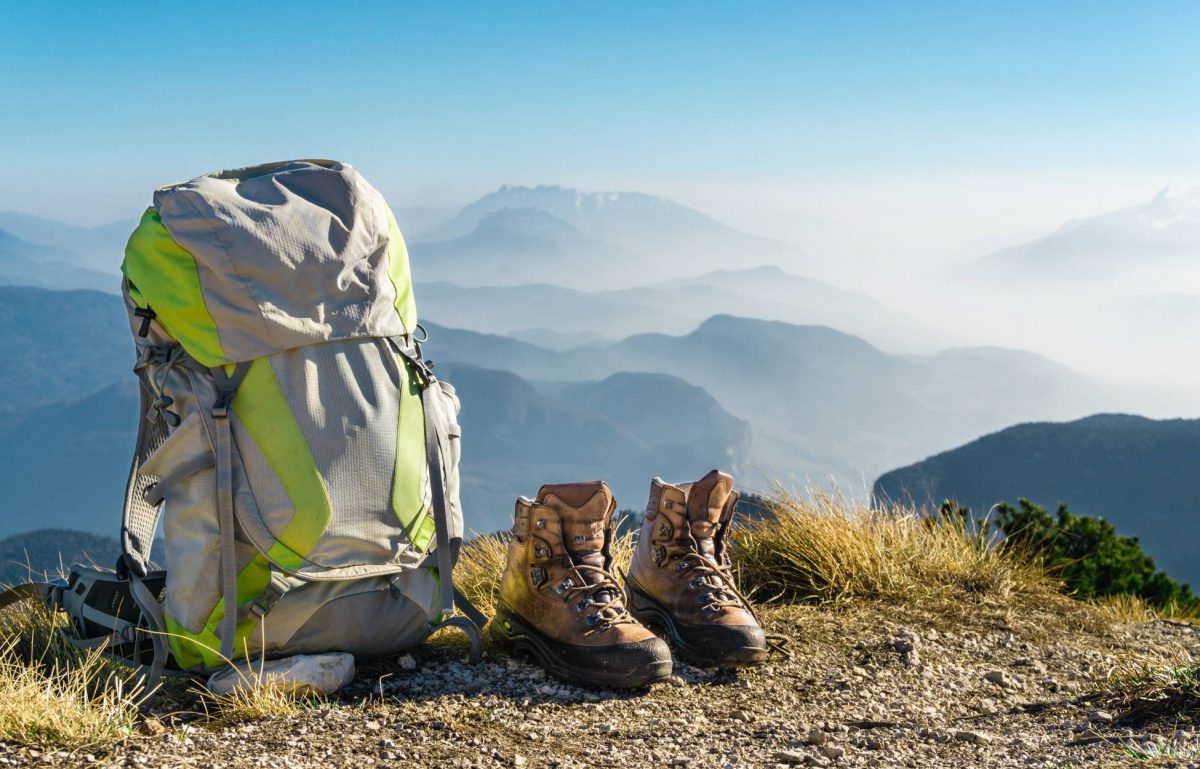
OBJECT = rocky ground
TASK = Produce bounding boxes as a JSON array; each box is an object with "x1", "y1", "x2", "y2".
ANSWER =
[{"x1": 3, "y1": 595, "x2": 1199, "y2": 769}]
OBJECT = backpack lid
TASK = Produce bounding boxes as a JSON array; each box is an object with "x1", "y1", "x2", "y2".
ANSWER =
[{"x1": 122, "y1": 159, "x2": 417, "y2": 366}]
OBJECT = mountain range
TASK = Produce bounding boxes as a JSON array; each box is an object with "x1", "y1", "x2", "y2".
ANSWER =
[
  {"x1": 421, "y1": 315, "x2": 1103, "y2": 487},
  {"x1": 873, "y1": 413, "x2": 1200, "y2": 586},
  {"x1": 417, "y1": 265, "x2": 947, "y2": 354},
  {"x1": 0, "y1": 211, "x2": 132, "y2": 274},
  {"x1": 409, "y1": 184, "x2": 807, "y2": 288},
  {"x1": 0, "y1": 183, "x2": 1188, "y2": 574},
  {"x1": 0, "y1": 287, "x2": 751, "y2": 536}
]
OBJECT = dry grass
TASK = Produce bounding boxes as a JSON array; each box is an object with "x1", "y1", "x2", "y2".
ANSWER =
[
  {"x1": 455, "y1": 532, "x2": 511, "y2": 620},
  {"x1": 1094, "y1": 593, "x2": 1161, "y2": 625},
  {"x1": 729, "y1": 491, "x2": 1054, "y2": 606},
  {"x1": 0, "y1": 601, "x2": 139, "y2": 750},
  {"x1": 194, "y1": 677, "x2": 321, "y2": 725}
]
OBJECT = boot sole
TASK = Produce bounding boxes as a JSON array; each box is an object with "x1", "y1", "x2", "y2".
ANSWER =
[
  {"x1": 490, "y1": 601, "x2": 673, "y2": 689},
  {"x1": 626, "y1": 582, "x2": 769, "y2": 668}
]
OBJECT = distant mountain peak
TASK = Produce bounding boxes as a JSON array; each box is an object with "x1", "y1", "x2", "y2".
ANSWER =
[
  {"x1": 975, "y1": 184, "x2": 1200, "y2": 278},
  {"x1": 473, "y1": 207, "x2": 582, "y2": 239},
  {"x1": 478, "y1": 184, "x2": 689, "y2": 215}
]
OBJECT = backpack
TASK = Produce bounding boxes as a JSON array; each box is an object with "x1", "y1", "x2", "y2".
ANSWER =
[{"x1": 0, "y1": 160, "x2": 483, "y2": 691}]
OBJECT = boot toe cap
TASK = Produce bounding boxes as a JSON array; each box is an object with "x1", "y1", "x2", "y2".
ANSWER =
[
  {"x1": 553, "y1": 636, "x2": 674, "y2": 688},
  {"x1": 675, "y1": 621, "x2": 768, "y2": 666}
]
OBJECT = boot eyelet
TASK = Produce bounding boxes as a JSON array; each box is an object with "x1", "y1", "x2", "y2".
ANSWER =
[
  {"x1": 689, "y1": 577, "x2": 704, "y2": 589},
  {"x1": 576, "y1": 597, "x2": 594, "y2": 613},
  {"x1": 530, "y1": 567, "x2": 546, "y2": 586},
  {"x1": 536, "y1": 519, "x2": 547, "y2": 529},
  {"x1": 586, "y1": 614, "x2": 599, "y2": 626},
  {"x1": 658, "y1": 524, "x2": 670, "y2": 537},
  {"x1": 555, "y1": 578, "x2": 574, "y2": 596},
  {"x1": 653, "y1": 546, "x2": 665, "y2": 562},
  {"x1": 697, "y1": 591, "x2": 713, "y2": 605}
]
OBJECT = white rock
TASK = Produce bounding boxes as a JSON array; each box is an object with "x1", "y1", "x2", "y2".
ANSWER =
[
  {"x1": 206, "y1": 652, "x2": 355, "y2": 697},
  {"x1": 954, "y1": 729, "x2": 993, "y2": 745},
  {"x1": 773, "y1": 750, "x2": 806, "y2": 765},
  {"x1": 398, "y1": 654, "x2": 417, "y2": 671},
  {"x1": 806, "y1": 729, "x2": 829, "y2": 745},
  {"x1": 983, "y1": 670, "x2": 1012, "y2": 687},
  {"x1": 1087, "y1": 710, "x2": 1114, "y2": 724}
]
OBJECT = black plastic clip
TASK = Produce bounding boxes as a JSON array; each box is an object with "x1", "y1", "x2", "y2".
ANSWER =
[{"x1": 133, "y1": 307, "x2": 156, "y2": 338}]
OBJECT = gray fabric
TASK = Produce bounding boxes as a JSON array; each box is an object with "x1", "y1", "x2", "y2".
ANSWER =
[
  {"x1": 243, "y1": 338, "x2": 422, "y2": 574},
  {"x1": 144, "y1": 452, "x2": 214, "y2": 507},
  {"x1": 211, "y1": 362, "x2": 251, "y2": 662},
  {"x1": 153, "y1": 160, "x2": 408, "y2": 363},
  {"x1": 272, "y1": 578, "x2": 431, "y2": 659}
]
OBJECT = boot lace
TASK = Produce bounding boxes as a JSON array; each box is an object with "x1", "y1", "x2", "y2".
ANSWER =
[
  {"x1": 554, "y1": 564, "x2": 637, "y2": 632},
  {"x1": 670, "y1": 551, "x2": 792, "y2": 658},
  {"x1": 673, "y1": 552, "x2": 753, "y2": 615}
]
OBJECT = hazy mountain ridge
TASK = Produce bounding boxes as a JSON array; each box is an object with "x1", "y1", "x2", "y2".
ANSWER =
[
  {"x1": 411, "y1": 206, "x2": 646, "y2": 289},
  {"x1": 413, "y1": 184, "x2": 807, "y2": 286},
  {"x1": 0, "y1": 286, "x2": 130, "y2": 431},
  {"x1": 418, "y1": 264, "x2": 946, "y2": 354},
  {"x1": 0, "y1": 229, "x2": 118, "y2": 292},
  {"x1": 444, "y1": 363, "x2": 750, "y2": 530},
  {"x1": 873, "y1": 413, "x2": 1200, "y2": 585},
  {"x1": 0, "y1": 382, "x2": 136, "y2": 538},
  {"x1": 0, "y1": 211, "x2": 131, "y2": 274},
  {"x1": 425, "y1": 314, "x2": 1103, "y2": 487},
  {"x1": 972, "y1": 187, "x2": 1200, "y2": 282}
]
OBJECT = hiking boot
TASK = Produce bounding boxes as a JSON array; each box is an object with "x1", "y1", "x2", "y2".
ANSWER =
[
  {"x1": 491, "y1": 481, "x2": 673, "y2": 688},
  {"x1": 625, "y1": 469, "x2": 769, "y2": 667}
]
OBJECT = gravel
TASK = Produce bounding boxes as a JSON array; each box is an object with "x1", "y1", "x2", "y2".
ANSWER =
[{"x1": 3, "y1": 599, "x2": 1200, "y2": 768}]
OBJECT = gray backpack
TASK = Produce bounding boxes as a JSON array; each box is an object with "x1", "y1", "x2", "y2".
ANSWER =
[{"x1": 0, "y1": 160, "x2": 483, "y2": 690}]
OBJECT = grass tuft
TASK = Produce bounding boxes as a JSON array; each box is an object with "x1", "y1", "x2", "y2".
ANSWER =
[
  {"x1": 729, "y1": 491, "x2": 1053, "y2": 606},
  {"x1": 0, "y1": 600, "x2": 139, "y2": 750},
  {"x1": 1104, "y1": 665, "x2": 1200, "y2": 728}
]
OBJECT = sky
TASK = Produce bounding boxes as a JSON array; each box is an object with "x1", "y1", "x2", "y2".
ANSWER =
[
  {"x1": 2, "y1": 1, "x2": 1199, "y2": 397},
  {"x1": 2, "y1": 2, "x2": 1198, "y2": 243}
]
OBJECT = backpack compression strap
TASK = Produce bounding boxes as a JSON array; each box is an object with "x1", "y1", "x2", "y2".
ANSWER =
[
  {"x1": 388, "y1": 337, "x2": 487, "y2": 657},
  {"x1": 210, "y1": 362, "x2": 252, "y2": 663}
]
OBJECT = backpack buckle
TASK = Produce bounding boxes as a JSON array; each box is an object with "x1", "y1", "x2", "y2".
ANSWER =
[
  {"x1": 212, "y1": 390, "x2": 236, "y2": 418},
  {"x1": 247, "y1": 572, "x2": 294, "y2": 619}
]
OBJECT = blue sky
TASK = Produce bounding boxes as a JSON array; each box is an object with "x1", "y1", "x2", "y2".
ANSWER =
[{"x1": 1, "y1": 1, "x2": 1198, "y2": 227}]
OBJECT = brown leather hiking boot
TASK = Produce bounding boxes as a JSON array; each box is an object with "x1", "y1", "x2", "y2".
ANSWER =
[
  {"x1": 491, "y1": 481, "x2": 673, "y2": 688},
  {"x1": 625, "y1": 469, "x2": 769, "y2": 667}
]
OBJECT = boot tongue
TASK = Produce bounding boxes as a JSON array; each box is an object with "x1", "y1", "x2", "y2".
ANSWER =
[
  {"x1": 684, "y1": 469, "x2": 734, "y2": 560},
  {"x1": 538, "y1": 481, "x2": 613, "y2": 587}
]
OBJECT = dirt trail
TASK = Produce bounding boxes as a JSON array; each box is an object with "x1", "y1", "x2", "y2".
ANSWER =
[{"x1": 5, "y1": 599, "x2": 1199, "y2": 769}]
